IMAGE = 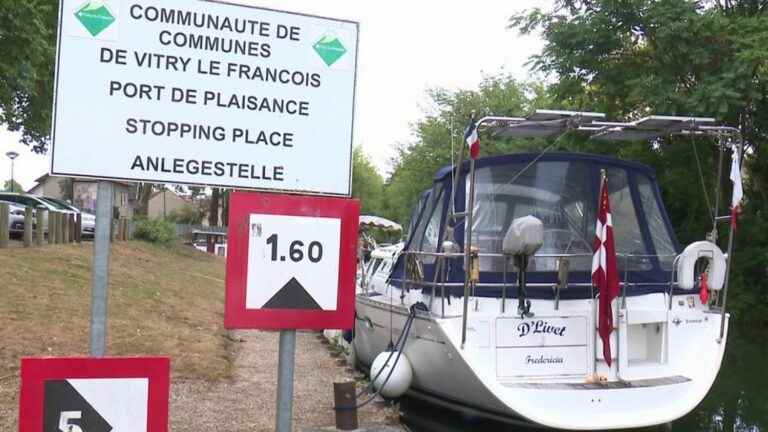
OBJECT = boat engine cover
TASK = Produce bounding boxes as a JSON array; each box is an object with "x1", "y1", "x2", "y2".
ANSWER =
[
  {"x1": 676, "y1": 240, "x2": 726, "y2": 290},
  {"x1": 371, "y1": 351, "x2": 413, "y2": 398},
  {"x1": 503, "y1": 215, "x2": 544, "y2": 256}
]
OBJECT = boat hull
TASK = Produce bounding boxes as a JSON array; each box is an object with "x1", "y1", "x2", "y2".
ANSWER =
[{"x1": 353, "y1": 293, "x2": 729, "y2": 430}]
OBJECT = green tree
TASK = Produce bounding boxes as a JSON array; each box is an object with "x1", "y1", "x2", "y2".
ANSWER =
[
  {"x1": 383, "y1": 76, "x2": 550, "y2": 226},
  {"x1": 58, "y1": 177, "x2": 73, "y2": 200},
  {"x1": 0, "y1": 0, "x2": 58, "y2": 153},
  {"x1": 2, "y1": 179, "x2": 23, "y2": 192},
  {"x1": 209, "y1": 187, "x2": 221, "y2": 227},
  {"x1": 510, "y1": 0, "x2": 768, "y2": 324},
  {"x1": 351, "y1": 146, "x2": 384, "y2": 215},
  {"x1": 134, "y1": 183, "x2": 156, "y2": 217},
  {"x1": 167, "y1": 205, "x2": 204, "y2": 225}
]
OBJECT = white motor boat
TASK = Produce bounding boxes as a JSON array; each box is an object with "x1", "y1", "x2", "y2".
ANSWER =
[{"x1": 352, "y1": 110, "x2": 743, "y2": 430}]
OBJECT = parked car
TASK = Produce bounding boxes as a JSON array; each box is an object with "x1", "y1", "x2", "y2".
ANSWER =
[
  {"x1": 39, "y1": 196, "x2": 97, "y2": 238},
  {"x1": 1, "y1": 199, "x2": 28, "y2": 238},
  {"x1": 0, "y1": 193, "x2": 57, "y2": 234}
]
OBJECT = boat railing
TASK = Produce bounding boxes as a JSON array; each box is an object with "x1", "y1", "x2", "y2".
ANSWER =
[{"x1": 387, "y1": 249, "x2": 681, "y2": 319}]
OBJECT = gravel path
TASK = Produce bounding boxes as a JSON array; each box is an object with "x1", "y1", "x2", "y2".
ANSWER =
[
  {"x1": 0, "y1": 376, "x2": 17, "y2": 431},
  {"x1": 171, "y1": 330, "x2": 398, "y2": 431}
]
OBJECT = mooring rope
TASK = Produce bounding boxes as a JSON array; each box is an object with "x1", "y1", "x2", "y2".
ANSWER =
[{"x1": 336, "y1": 306, "x2": 418, "y2": 410}]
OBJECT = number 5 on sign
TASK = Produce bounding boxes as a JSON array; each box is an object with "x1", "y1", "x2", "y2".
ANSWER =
[{"x1": 59, "y1": 411, "x2": 83, "y2": 432}]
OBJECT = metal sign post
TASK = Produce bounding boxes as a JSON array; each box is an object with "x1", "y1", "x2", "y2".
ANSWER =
[
  {"x1": 275, "y1": 330, "x2": 296, "y2": 432},
  {"x1": 90, "y1": 181, "x2": 113, "y2": 357},
  {"x1": 225, "y1": 192, "x2": 359, "y2": 431}
]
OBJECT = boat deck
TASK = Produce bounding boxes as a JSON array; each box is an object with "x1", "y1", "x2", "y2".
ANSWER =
[{"x1": 502, "y1": 375, "x2": 691, "y2": 389}]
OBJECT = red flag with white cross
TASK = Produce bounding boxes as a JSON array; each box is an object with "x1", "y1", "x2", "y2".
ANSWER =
[{"x1": 592, "y1": 174, "x2": 621, "y2": 367}]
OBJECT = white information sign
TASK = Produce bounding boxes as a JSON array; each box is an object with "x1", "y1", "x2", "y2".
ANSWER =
[
  {"x1": 52, "y1": 0, "x2": 359, "y2": 196},
  {"x1": 246, "y1": 213, "x2": 340, "y2": 310}
]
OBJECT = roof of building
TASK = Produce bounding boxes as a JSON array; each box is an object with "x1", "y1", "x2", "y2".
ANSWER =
[
  {"x1": 149, "y1": 189, "x2": 192, "y2": 202},
  {"x1": 31, "y1": 174, "x2": 133, "y2": 188}
]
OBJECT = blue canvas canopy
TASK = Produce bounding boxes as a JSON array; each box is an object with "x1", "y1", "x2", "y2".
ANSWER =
[{"x1": 390, "y1": 152, "x2": 689, "y2": 300}]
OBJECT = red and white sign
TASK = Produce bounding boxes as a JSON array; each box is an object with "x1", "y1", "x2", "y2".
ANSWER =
[
  {"x1": 225, "y1": 191, "x2": 359, "y2": 330},
  {"x1": 19, "y1": 357, "x2": 170, "y2": 432}
]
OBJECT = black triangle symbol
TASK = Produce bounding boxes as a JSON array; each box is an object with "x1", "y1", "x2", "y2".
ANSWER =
[
  {"x1": 44, "y1": 380, "x2": 113, "y2": 432},
  {"x1": 263, "y1": 277, "x2": 322, "y2": 310}
]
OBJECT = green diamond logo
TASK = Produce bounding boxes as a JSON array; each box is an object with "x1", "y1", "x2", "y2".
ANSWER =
[
  {"x1": 75, "y1": 1, "x2": 115, "y2": 37},
  {"x1": 313, "y1": 34, "x2": 347, "y2": 67}
]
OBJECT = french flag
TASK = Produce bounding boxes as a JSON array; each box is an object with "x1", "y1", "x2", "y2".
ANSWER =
[{"x1": 464, "y1": 118, "x2": 480, "y2": 160}]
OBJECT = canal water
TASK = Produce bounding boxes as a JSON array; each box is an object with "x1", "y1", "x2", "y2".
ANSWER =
[{"x1": 399, "y1": 324, "x2": 767, "y2": 431}]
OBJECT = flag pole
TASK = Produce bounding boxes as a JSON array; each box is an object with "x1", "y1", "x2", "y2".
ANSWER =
[
  {"x1": 461, "y1": 113, "x2": 478, "y2": 349},
  {"x1": 710, "y1": 136, "x2": 726, "y2": 242},
  {"x1": 718, "y1": 139, "x2": 741, "y2": 342}
]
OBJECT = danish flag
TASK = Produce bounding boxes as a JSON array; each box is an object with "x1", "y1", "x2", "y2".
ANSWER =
[{"x1": 592, "y1": 175, "x2": 620, "y2": 367}]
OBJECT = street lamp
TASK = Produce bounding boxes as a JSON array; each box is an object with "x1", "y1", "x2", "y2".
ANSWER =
[{"x1": 5, "y1": 151, "x2": 19, "y2": 193}]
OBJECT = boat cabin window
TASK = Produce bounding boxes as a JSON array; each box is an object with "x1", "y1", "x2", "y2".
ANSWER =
[
  {"x1": 410, "y1": 189, "x2": 438, "y2": 254},
  {"x1": 637, "y1": 175, "x2": 676, "y2": 270},
  {"x1": 407, "y1": 190, "x2": 431, "y2": 238},
  {"x1": 470, "y1": 160, "x2": 662, "y2": 273},
  {"x1": 420, "y1": 189, "x2": 446, "y2": 264},
  {"x1": 367, "y1": 258, "x2": 383, "y2": 280},
  {"x1": 409, "y1": 186, "x2": 445, "y2": 265},
  {"x1": 605, "y1": 168, "x2": 652, "y2": 271}
]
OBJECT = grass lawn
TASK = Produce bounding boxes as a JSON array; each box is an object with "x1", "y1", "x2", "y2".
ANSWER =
[{"x1": 0, "y1": 241, "x2": 229, "y2": 408}]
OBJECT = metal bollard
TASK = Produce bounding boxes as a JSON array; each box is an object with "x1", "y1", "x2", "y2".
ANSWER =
[
  {"x1": 67, "y1": 214, "x2": 73, "y2": 243},
  {"x1": 333, "y1": 382, "x2": 359, "y2": 431},
  {"x1": 126, "y1": 219, "x2": 132, "y2": 240},
  {"x1": 56, "y1": 213, "x2": 64, "y2": 244},
  {"x1": 62, "y1": 213, "x2": 70, "y2": 244},
  {"x1": 0, "y1": 203, "x2": 8, "y2": 248},
  {"x1": 60, "y1": 213, "x2": 66, "y2": 244},
  {"x1": 49, "y1": 213, "x2": 54, "y2": 244},
  {"x1": 23, "y1": 207, "x2": 33, "y2": 247},
  {"x1": 47, "y1": 212, "x2": 55, "y2": 244},
  {"x1": 69, "y1": 214, "x2": 75, "y2": 243},
  {"x1": 36, "y1": 210, "x2": 45, "y2": 246},
  {"x1": 51, "y1": 213, "x2": 57, "y2": 244},
  {"x1": 75, "y1": 213, "x2": 82, "y2": 243},
  {"x1": 116, "y1": 217, "x2": 124, "y2": 241}
]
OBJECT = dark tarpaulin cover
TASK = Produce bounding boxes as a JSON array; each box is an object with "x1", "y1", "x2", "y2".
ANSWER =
[{"x1": 389, "y1": 152, "x2": 691, "y2": 300}]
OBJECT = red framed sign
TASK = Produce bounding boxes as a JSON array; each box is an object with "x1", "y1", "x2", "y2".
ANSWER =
[
  {"x1": 225, "y1": 191, "x2": 360, "y2": 330},
  {"x1": 18, "y1": 357, "x2": 170, "y2": 432}
]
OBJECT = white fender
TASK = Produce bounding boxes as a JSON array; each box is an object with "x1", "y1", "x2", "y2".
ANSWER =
[
  {"x1": 676, "y1": 241, "x2": 726, "y2": 290},
  {"x1": 371, "y1": 351, "x2": 413, "y2": 398}
]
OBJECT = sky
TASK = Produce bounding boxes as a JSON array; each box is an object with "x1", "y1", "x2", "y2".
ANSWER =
[{"x1": 0, "y1": 0, "x2": 549, "y2": 192}]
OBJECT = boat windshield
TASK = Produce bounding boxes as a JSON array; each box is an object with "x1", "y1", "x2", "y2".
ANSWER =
[{"x1": 469, "y1": 159, "x2": 676, "y2": 273}]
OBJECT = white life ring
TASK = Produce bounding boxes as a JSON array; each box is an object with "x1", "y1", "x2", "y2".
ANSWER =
[{"x1": 676, "y1": 241, "x2": 726, "y2": 290}]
